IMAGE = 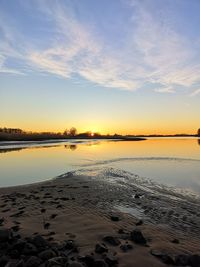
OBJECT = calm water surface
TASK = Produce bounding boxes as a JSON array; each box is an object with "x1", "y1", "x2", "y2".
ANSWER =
[{"x1": 0, "y1": 138, "x2": 200, "y2": 194}]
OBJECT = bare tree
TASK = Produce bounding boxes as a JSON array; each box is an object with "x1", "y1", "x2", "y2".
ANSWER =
[
  {"x1": 63, "y1": 129, "x2": 69, "y2": 136},
  {"x1": 69, "y1": 127, "x2": 77, "y2": 137}
]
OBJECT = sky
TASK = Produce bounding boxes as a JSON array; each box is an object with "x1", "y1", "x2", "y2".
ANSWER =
[{"x1": 0, "y1": 0, "x2": 200, "y2": 135}]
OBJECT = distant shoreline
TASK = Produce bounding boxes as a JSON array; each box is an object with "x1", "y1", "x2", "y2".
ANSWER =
[
  {"x1": 0, "y1": 136, "x2": 146, "y2": 143},
  {"x1": 0, "y1": 135, "x2": 198, "y2": 142}
]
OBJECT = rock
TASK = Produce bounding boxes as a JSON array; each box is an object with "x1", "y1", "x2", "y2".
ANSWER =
[
  {"x1": 175, "y1": 254, "x2": 190, "y2": 266},
  {"x1": 104, "y1": 254, "x2": 118, "y2": 266},
  {"x1": 4, "y1": 260, "x2": 24, "y2": 267},
  {"x1": 150, "y1": 250, "x2": 175, "y2": 265},
  {"x1": 0, "y1": 228, "x2": 12, "y2": 242},
  {"x1": 15, "y1": 259, "x2": 24, "y2": 267},
  {"x1": 25, "y1": 256, "x2": 41, "y2": 267},
  {"x1": 9, "y1": 249, "x2": 20, "y2": 259},
  {"x1": 0, "y1": 217, "x2": 5, "y2": 226},
  {"x1": 172, "y1": 238, "x2": 179, "y2": 244},
  {"x1": 11, "y1": 225, "x2": 20, "y2": 232},
  {"x1": 41, "y1": 208, "x2": 46, "y2": 213},
  {"x1": 32, "y1": 235, "x2": 48, "y2": 249},
  {"x1": 12, "y1": 232, "x2": 21, "y2": 240},
  {"x1": 134, "y1": 193, "x2": 141, "y2": 199},
  {"x1": 10, "y1": 211, "x2": 25, "y2": 217},
  {"x1": 65, "y1": 240, "x2": 76, "y2": 250},
  {"x1": 118, "y1": 229, "x2": 125, "y2": 234},
  {"x1": 47, "y1": 256, "x2": 68, "y2": 266},
  {"x1": 161, "y1": 254, "x2": 175, "y2": 265},
  {"x1": 102, "y1": 236, "x2": 120, "y2": 246},
  {"x1": 135, "y1": 219, "x2": 143, "y2": 226},
  {"x1": 50, "y1": 214, "x2": 57, "y2": 219},
  {"x1": 79, "y1": 255, "x2": 94, "y2": 267},
  {"x1": 5, "y1": 261, "x2": 18, "y2": 267},
  {"x1": 120, "y1": 243, "x2": 133, "y2": 252},
  {"x1": 18, "y1": 206, "x2": 25, "y2": 210},
  {"x1": 0, "y1": 255, "x2": 9, "y2": 266},
  {"x1": 130, "y1": 229, "x2": 146, "y2": 245},
  {"x1": 39, "y1": 249, "x2": 56, "y2": 261},
  {"x1": 68, "y1": 262, "x2": 84, "y2": 267},
  {"x1": 44, "y1": 222, "x2": 50, "y2": 229},
  {"x1": 13, "y1": 221, "x2": 21, "y2": 225},
  {"x1": 48, "y1": 231, "x2": 56, "y2": 236},
  {"x1": 189, "y1": 254, "x2": 200, "y2": 267},
  {"x1": 23, "y1": 242, "x2": 37, "y2": 255},
  {"x1": 110, "y1": 216, "x2": 119, "y2": 222},
  {"x1": 150, "y1": 250, "x2": 163, "y2": 257},
  {"x1": 95, "y1": 243, "x2": 108, "y2": 254},
  {"x1": 93, "y1": 259, "x2": 109, "y2": 267},
  {"x1": 60, "y1": 197, "x2": 69, "y2": 201},
  {"x1": 11, "y1": 240, "x2": 26, "y2": 252}
]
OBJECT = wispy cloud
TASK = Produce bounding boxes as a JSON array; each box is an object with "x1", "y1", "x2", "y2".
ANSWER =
[
  {"x1": 154, "y1": 86, "x2": 175, "y2": 93},
  {"x1": 1, "y1": 0, "x2": 200, "y2": 93},
  {"x1": 0, "y1": 55, "x2": 24, "y2": 75},
  {"x1": 190, "y1": 88, "x2": 200, "y2": 97}
]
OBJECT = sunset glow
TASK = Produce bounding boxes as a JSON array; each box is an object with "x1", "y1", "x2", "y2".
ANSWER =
[{"x1": 0, "y1": 0, "x2": 200, "y2": 134}]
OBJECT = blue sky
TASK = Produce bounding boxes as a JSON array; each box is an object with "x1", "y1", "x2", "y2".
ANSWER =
[{"x1": 0, "y1": 0, "x2": 200, "y2": 134}]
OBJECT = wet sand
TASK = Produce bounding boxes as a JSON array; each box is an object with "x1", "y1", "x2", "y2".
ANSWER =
[{"x1": 0, "y1": 173, "x2": 200, "y2": 267}]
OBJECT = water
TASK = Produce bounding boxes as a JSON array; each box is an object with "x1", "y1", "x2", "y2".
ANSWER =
[{"x1": 0, "y1": 138, "x2": 200, "y2": 195}]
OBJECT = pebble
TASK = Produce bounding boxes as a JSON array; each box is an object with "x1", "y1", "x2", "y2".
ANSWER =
[
  {"x1": 130, "y1": 229, "x2": 147, "y2": 245},
  {"x1": 102, "y1": 236, "x2": 121, "y2": 246},
  {"x1": 95, "y1": 243, "x2": 108, "y2": 254},
  {"x1": 39, "y1": 249, "x2": 56, "y2": 261},
  {"x1": 0, "y1": 228, "x2": 12, "y2": 242},
  {"x1": 110, "y1": 216, "x2": 119, "y2": 222},
  {"x1": 94, "y1": 259, "x2": 109, "y2": 267},
  {"x1": 68, "y1": 262, "x2": 84, "y2": 267},
  {"x1": 120, "y1": 243, "x2": 133, "y2": 252},
  {"x1": 135, "y1": 219, "x2": 143, "y2": 226},
  {"x1": 24, "y1": 256, "x2": 41, "y2": 267}
]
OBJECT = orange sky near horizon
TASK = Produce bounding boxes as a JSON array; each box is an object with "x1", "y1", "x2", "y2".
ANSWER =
[{"x1": 1, "y1": 120, "x2": 198, "y2": 135}]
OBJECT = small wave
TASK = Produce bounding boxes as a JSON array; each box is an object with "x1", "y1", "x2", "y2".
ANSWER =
[{"x1": 75, "y1": 156, "x2": 200, "y2": 167}]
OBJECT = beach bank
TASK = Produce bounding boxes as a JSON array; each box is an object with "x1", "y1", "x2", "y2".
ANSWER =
[{"x1": 0, "y1": 172, "x2": 200, "y2": 267}]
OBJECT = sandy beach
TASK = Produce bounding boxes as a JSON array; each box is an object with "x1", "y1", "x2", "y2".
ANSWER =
[{"x1": 0, "y1": 172, "x2": 200, "y2": 267}]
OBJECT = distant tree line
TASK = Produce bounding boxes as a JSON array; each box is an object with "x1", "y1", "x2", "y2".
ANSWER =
[
  {"x1": 0, "y1": 127, "x2": 102, "y2": 141},
  {"x1": 0, "y1": 128, "x2": 23, "y2": 134},
  {"x1": 63, "y1": 127, "x2": 77, "y2": 137},
  {"x1": 0, "y1": 127, "x2": 199, "y2": 141}
]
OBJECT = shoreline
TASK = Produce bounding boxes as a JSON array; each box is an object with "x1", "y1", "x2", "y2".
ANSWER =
[
  {"x1": 0, "y1": 137, "x2": 145, "y2": 148},
  {"x1": 1, "y1": 172, "x2": 200, "y2": 266},
  {"x1": 0, "y1": 137, "x2": 146, "y2": 143}
]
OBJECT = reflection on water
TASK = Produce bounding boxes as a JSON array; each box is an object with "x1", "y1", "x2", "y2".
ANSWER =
[
  {"x1": 0, "y1": 138, "x2": 200, "y2": 194},
  {"x1": 0, "y1": 147, "x2": 24, "y2": 154},
  {"x1": 65, "y1": 144, "x2": 77, "y2": 151},
  {"x1": 0, "y1": 144, "x2": 62, "y2": 154}
]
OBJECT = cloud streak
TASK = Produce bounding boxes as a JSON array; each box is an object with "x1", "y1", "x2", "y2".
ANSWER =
[
  {"x1": 190, "y1": 88, "x2": 200, "y2": 97},
  {"x1": 1, "y1": 0, "x2": 200, "y2": 93}
]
